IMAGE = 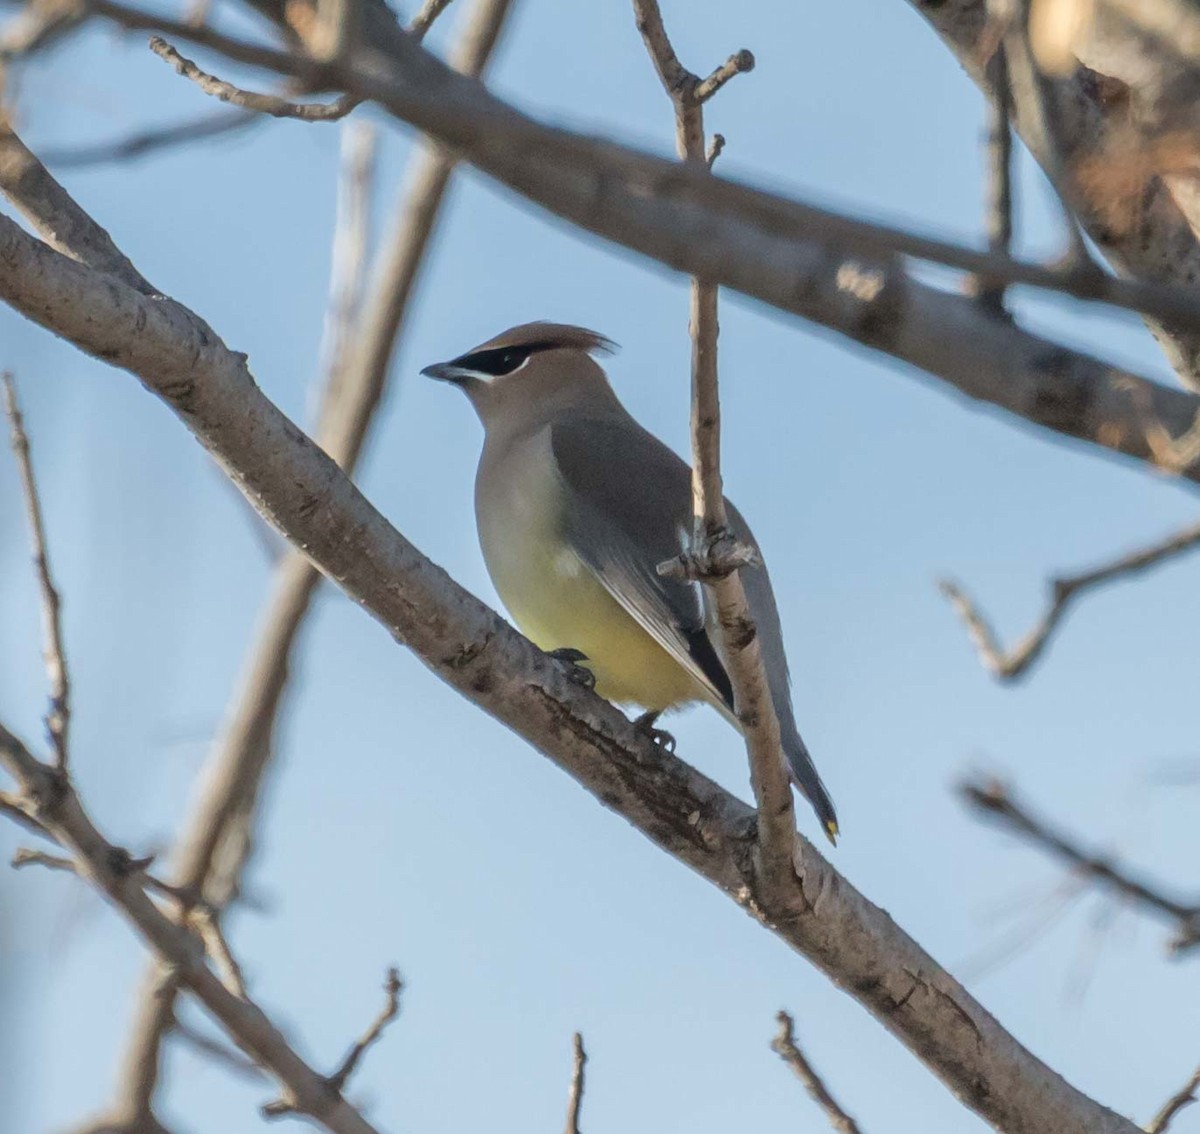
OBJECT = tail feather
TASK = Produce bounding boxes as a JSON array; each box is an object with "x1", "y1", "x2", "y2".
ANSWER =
[{"x1": 783, "y1": 729, "x2": 839, "y2": 846}]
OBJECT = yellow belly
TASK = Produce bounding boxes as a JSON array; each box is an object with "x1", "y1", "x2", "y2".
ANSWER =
[
  {"x1": 504, "y1": 550, "x2": 699, "y2": 709},
  {"x1": 477, "y1": 433, "x2": 701, "y2": 710}
]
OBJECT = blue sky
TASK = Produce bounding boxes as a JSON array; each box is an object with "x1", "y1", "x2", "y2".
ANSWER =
[{"x1": 4, "y1": 1, "x2": 1200, "y2": 1132}]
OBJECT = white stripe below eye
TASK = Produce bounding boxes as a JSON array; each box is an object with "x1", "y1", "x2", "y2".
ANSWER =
[{"x1": 454, "y1": 354, "x2": 532, "y2": 383}]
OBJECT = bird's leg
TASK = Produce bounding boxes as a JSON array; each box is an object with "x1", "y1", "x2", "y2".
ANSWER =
[
  {"x1": 547, "y1": 647, "x2": 596, "y2": 690},
  {"x1": 632, "y1": 709, "x2": 676, "y2": 753}
]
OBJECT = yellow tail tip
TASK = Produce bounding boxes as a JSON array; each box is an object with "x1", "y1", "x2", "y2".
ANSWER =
[{"x1": 824, "y1": 819, "x2": 839, "y2": 846}]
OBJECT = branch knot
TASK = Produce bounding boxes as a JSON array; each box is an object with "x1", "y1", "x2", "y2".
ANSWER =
[{"x1": 656, "y1": 527, "x2": 761, "y2": 583}]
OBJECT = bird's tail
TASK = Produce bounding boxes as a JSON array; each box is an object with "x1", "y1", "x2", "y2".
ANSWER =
[{"x1": 782, "y1": 729, "x2": 839, "y2": 846}]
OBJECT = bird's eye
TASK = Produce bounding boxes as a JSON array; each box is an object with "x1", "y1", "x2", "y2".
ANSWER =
[
  {"x1": 473, "y1": 347, "x2": 530, "y2": 376},
  {"x1": 449, "y1": 341, "x2": 555, "y2": 378}
]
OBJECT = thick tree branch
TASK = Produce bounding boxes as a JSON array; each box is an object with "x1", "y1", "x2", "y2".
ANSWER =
[
  {"x1": 67, "y1": 4, "x2": 1200, "y2": 486},
  {"x1": 961, "y1": 777, "x2": 1200, "y2": 953},
  {"x1": 3, "y1": 373, "x2": 71, "y2": 771},
  {"x1": 772, "y1": 1011, "x2": 863, "y2": 1134},
  {"x1": 69, "y1": 0, "x2": 1200, "y2": 336},
  {"x1": 634, "y1": 0, "x2": 796, "y2": 874},
  {"x1": 0, "y1": 191, "x2": 1144, "y2": 1134},
  {"x1": 939, "y1": 517, "x2": 1200, "y2": 681},
  {"x1": 0, "y1": 125, "x2": 155, "y2": 292},
  {"x1": 908, "y1": 0, "x2": 1200, "y2": 390}
]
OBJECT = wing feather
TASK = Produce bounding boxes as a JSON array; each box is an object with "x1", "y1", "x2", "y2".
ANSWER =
[{"x1": 550, "y1": 415, "x2": 735, "y2": 715}]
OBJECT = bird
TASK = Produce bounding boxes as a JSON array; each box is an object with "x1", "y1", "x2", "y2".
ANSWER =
[{"x1": 421, "y1": 321, "x2": 838, "y2": 843}]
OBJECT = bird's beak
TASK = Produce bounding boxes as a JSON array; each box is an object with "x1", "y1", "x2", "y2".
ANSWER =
[{"x1": 420, "y1": 361, "x2": 468, "y2": 384}]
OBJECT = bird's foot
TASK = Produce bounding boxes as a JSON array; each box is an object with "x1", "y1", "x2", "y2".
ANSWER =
[
  {"x1": 633, "y1": 710, "x2": 676, "y2": 753},
  {"x1": 548, "y1": 647, "x2": 596, "y2": 690}
]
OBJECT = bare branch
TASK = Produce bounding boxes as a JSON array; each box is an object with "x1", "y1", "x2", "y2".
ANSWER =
[
  {"x1": 694, "y1": 49, "x2": 755, "y2": 103},
  {"x1": 95, "y1": 0, "x2": 517, "y2": 1124},
  {"x1": 1148, "y1": 1061, "x2": 1200, "y2": 1134},
  {"x1": 968, "y1": 20, "x2": 1014, "y2": 315},
  {"x1": 772, "y1": 1011, "x2": 863, "y2": 1134},
  {"x1": 69, "y1": 2, "x2": 1200, "y2": 491},
  {"x1": 909, "y1": 0, "x2": 1200, "y2": 390},
  {"x1": 12, "y1": 846, "x2": 76, "y2": 874},
  {"x1": 191, "y1": 905, "x2": 247, "y2": 997},
  {"x1": 0, "y1": 720, "x2": 384, "y2": 1134},
  {"x1": 705, "y1": 132, "x2": 725, "y2": 169},
  {"x1": 564, "y1": 1032, "x2": 586, "y2": 1134},
  {"x1": 263, "y1": 967, "x2": 402, "y2": 1118},
  {"x1": 634, "y1": 0, "x2": 797, "y2": 879},
  {"x1": 407, "y1": 0, "x2": 454, "y2": 40},
  {"x1": 0, "y1": 789, "x2": 52, "y2": 837},
  {"x1": 0, "y1": 0, "x2": 83, "y2": 59},
  {"x1": 0, "y1": 125, "x2": 154, "y2": 292},
  {"x1": 39, "y1": 109, "x2": 258, "y2": 169},
  {"x1": 327, "y1": 968, "x2": 402, "y2": 1092},
  {"x1": 3, "y1": 372, "x2": 71, "y2": 771},
  {"x1": 961, "y1": 777, "x2": 1200, "y2": 953},
  {"x1": 66, "y1": 1, "x2": 1200, "y2": 337},
  {"x1": 315, "y1": 120, "x2": 377, "y2": 419},
  {"x1": 149, "y1": 37, "x2": 360, "y2": 121},
  {"x1": 939, "y1": 517, "x2": 1200, "y2": 682},
  {"x1": 175, "y1": 1017, "x2": 268, "y2": 1082}
]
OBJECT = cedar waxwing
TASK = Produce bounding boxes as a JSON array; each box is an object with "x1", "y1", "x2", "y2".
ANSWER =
[{"x1": 422, "y1": 322, "x2": 838, "y2": 842}]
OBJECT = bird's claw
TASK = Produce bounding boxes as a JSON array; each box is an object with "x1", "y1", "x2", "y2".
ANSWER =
[
  {"x1": 633, "y1": 710, "x2": 676, "y2": 753},
  {"x1": 548, "y1": 647, "x2": 596, "y2": 690}
]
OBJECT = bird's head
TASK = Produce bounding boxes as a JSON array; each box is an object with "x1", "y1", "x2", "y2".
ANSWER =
[{"x1": 421, "y1": 321, "x2": 618, "y2": 428}]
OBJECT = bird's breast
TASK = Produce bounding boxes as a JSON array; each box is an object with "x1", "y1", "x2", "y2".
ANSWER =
[{"x1": 474, "y1": 430, "x2": 699, "y2": 709}]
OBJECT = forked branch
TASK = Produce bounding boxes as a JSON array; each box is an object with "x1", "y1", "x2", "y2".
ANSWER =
[{"x1": 939, "y1": 518, "x2": 1200, "y2": 682}]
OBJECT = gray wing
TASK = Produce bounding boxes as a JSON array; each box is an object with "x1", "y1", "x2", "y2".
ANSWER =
[
  {"x1": 549, "y1": 414, "x2": 735, "y2": 716},
  {"x1": 552, "y1": 413, "x2": 838, "y2": 837}
]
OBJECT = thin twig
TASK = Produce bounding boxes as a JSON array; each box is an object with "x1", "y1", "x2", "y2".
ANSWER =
[
  {"x1": 149, "y1": 37, "x2": 361, "y2": 121},
  {"x1": 315, "y1": 120, "x2": 377, "y2": 420},
  {"x1": 12, "y1": 846, "x2": 75, "y2": 873},
  {"x1": 772, "y1": 1011, "x2": 863, "y2": 1134},
  {"x1": 39, "y1": 109, "x2": 258, "y2": 169},
  {"x1": 961, "y1": 777, "x2": 1200, "y2": 954},
  {"x1": 970, "y1": 8, "x2": 1014, "y2": 315},
  {"x1": 939, "y1": 517, "x2": 1200, "y2": 682},
  {"x1": 693, "y1": 49, "x2": 754, "y2": 103},
  {"x1": 0, "y1": 789, "x2": 52, "y2": 838},
  {"x1": 633, "y1": 0, "x2": 797, "y2": 873},
  {"x1": 564, "y1": 1032, "x2": 586, "y2": 1134},
  {"x1": 3, "y1": 372, "x2": 70, "y2": 771},
  {"x1": 1148, "y1": 1063, "x2": 1200, "y2": 1133},
  {"x1": 0, "y1": 720, "x2": 383, "y2": 1134},
  {"x1": 1000, "y1": 12, "x2": 1096, "y2": 273},
  {"x1": 175, "y1": 1017, "x2": 268, "y2": 1081},
  {"x1": 263, "y1": 967, "x2": 402, "y2": 1118},
  {"x1": 191, "y1": 906, "x2": 248, "y2": 998},
  {"x1": 408, "y1": 0, "x2": 454, "y2": 40},
  {"x1": 705, "y1": 133, "x2": 725, "y2": 169}
]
